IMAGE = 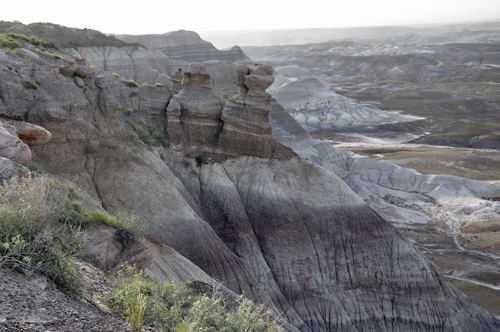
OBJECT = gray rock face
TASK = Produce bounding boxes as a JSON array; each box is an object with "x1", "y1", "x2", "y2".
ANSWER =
[
  {"x1": 0, "y1": 121, "x2": 31, "y2": 166},
  {"x1": 269, "y1": 70, "x2": 419, "y2": 132},
  {"x1": 218, "y1": 64, "x2": 275, "y2": 157},
  {"x1": 116, "y1": 30, "x2": 252, "y2": 65},
  {"x1": 269, "y1": 99, "x2": 500, "y2": 234},
  {"x1": 167, "y1": 63, "x2": 223, "y2": 146},
  {"x1": 74, "y1": 46, "x2": 175, "y2": 86}
]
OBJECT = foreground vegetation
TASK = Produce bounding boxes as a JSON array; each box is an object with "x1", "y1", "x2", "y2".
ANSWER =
[
  {"x1": 0, "y1": 175, "x2": 138, "y2": 296},
  {"x1": 107, "y1": 266, "x2": 282, "y2": 332},
  {"x1": 0, "y1": 175, "x2": 86, "y2": 296},
  {"x1": 0, "y1": 175, "x2": 281, "y2": 331}
]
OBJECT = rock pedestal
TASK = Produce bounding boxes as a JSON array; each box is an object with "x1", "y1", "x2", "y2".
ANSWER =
[
  {"x1": 166, "y1": 63, "x2": 223, "y2": 147},
  {"x1": 218, "y1": 64, "x2": 274, "y2": 158}
]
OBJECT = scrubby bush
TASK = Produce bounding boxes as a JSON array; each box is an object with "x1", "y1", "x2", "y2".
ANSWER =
[
  {"x1": 0, "y1": 34, "x2": 21, "y2": 50},
  {"x1": 128, "y1": 91, "x2": 139, "y2": 98},
  {"x1": 106, "y1": 266, "x2": 282, "y2": 332},
  {"x1": 112, "y1": 73, "x2": 121, "y2": 78},
  {"x1": 0, "y1": 176, "x2": 86, "y2": 296},
  {"x1": 25, "y1": 80, "x2": 39, "y2": 90},
  {"x1": 126, "y1": 120, "x2": 150, "y2": 145}
]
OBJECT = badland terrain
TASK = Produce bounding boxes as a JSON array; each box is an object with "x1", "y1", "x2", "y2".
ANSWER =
[{"x1": 1, "y1": 20, "x2": 500, "y2": 331}]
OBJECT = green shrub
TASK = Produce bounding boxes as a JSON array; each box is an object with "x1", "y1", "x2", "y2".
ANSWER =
[
  {"x1": 123, "y1": 79, "x2": 139, "y2": 88},
  {"x1": 25, "y1": 80, "x2": 39, "y2": 90},
  {"x1": 40, "y1": 39, "x2": 57, "y2": 49},
  {"x1": 27, "y1": 161, "x2": 43, "y2": 173},
  {"x1": 90, "y1": 65, "x2": 95, "y2": 69},
  {"x1": 15, "y1": 49, "x2": 25, "y2": 58},
  {"x1": 106, "y1": 266, "x2": 282, "y2": 332},
  {"x1": 142, "y1": 82, "x2": 148, "y2": 86},
  {"x1": 128, "y1": 91, "x2": 139, "y2": 98},
  {"x1": 125, "y1": 109, "x2": 132, "y2": 116},
  {"x1": 112, "y1": 73, "x2": 121, "y2": 78},
  {"x1": 126, "y1": 120, "x2": 150, "y2": 145},
  {"x1": 0, "y1": 176, "x2": 86, "y2": 297},
  {"x1": 152, "y1": 130, "x2": 170, "y2": 147},
  {"x1": 0, "y1": 34, "x2": 21, "y2": 50},
  {"x1": 83, "y1": 142, "x2": 98, "y2": 155}
]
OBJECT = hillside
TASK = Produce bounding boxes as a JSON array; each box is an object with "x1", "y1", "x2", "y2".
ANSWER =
[{"x1": 1, "y1": 22, "x2": 500, "y2": 331}]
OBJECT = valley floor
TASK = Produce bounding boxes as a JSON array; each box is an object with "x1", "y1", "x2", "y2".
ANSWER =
[{"x1": 331, "y1": 132, "x2": 500, "y2": 319}]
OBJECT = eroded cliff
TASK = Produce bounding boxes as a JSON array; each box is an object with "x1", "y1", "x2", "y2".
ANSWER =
[{"x1": 1, "y1": 27, "x2": 500, "y2": 332}]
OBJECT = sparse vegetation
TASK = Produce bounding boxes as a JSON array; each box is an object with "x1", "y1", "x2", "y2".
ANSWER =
[
  {"x1": 113, "y1": 73, "x2": 121, "y2": 78},
  {"x1": 25, "y1": 80, "x2": 39, "y2": 90},
  {"x1": 46, "y1": 51, "x2": 62, "y2": 59},
  {"x1": 0, "y1": 176, "x2": 86, "y2": 297},
  {"x1": 126, "y1": 120, "x2": 150, "y2": 145},
  {"x1": 83, "y1": 142, "x2": 98, "y2": 155},
  {"x1": 0, "y1": 33, "x2": 58, "y2": 51},
  {"x1": 106, "y1": 266, "x2": 282, "y2": 332},
  {"x1": 0, "y1": 34, "x2": 21, "y2": 50},
  {"x1": 123, "y1": 79, "x2": 139, "y2": 88},
  {"x1": 126, "y1": 120, "x2": 170, "y2": 146},
  {"x1": 128, "y1": 91, "x2": 139, "y2": 98},
  {"x1": 125, "y1": 109, "x2": 132, "y2": 116}
]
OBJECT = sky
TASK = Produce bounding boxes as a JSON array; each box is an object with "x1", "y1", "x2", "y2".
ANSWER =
[{"x1": 2, "y1": 0, "x2": 500, "y2": 35}]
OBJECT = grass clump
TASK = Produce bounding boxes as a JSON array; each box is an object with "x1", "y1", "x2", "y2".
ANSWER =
[
  {"x1": 107, "y1": 266, "x2": 282, "y2": 332},
  {"x1": 0, "y1": 34, "x2": 21, "y2": 50},
  {"x1": 112, "y1": 73, "x2": 121, "y2": 78},
  {"x1": 0, "y1": 33, "x2": 58, "y2": 51},
  {"x1": 25, "y1": 80, "x2": 39, "y2": 90},
  {"x1": 123, "y1": 79, "x2": 139, "y2": 88},
  {"x1": 46, "y1": 51, "x2": 62, "y2": 59},
  {"x1": 0, "y1": 176, "x2": 86, "y2": 297},
  {"x1": 128, "y1": 91, "x2": 139, "y2": 98}
]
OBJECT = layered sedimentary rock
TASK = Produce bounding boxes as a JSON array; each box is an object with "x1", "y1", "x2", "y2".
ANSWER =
[
  {"x1": 269, "y1": 70, "x2": 419, "y2": 132},
  {"x1": 167, "y1": 63, "x2": 223, "y2": 146},
  {"x1": 218, "y1": 64, "x2": 275, "y2": 157},
  {"x1": 116, "y1": 30, "x2": 252, "y2": 65},
  {"x1": 2, "y1": 33, "x2": 500, "y2": 331},
  {"x1": 1, "y1": 115, "x2": 52, "y2": 149}
]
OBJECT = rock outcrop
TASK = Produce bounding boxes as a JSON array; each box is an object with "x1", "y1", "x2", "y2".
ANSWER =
[
  {"x1": 0, "y1": 121, "x2": 31, "y2": 166},
  {"x1": 2, "y1": 24, "x2": 500, "y2": 331},
  {"x1": 218, "y1": 64, "x2": 275, "y2": 157},
  {"x1": 269, "y1": 70, "x2": 419, "y2": 132},
  {"x1": 167, "y1": 63, "x2": 223, "y2": 146},
  {"x1": 116, "y1": 30, "x2": 252, "y2": 65}
]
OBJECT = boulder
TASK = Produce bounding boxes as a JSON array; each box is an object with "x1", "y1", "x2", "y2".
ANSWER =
[
  {"x1": 168, "y1": 68, "x2": 183, "y2": 94},
  {"x1": 1, "y1": 116, "x2": 52, "y2": 149},
  {"x1": 0, "y1": 121, "x2": 32, "y2": 166},
  {"x1": 74, "y1": 76, "x2": 85, "y2": 88}
]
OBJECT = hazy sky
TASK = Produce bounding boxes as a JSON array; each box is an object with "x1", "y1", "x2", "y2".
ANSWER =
[{"x1": 2, "y1": 0, "x2": 500, "y2": 34}]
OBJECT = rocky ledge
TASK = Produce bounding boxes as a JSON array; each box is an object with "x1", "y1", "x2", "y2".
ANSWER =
[{"x1": 167, "y1": 63, "x2": 282, "y2": 158}]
